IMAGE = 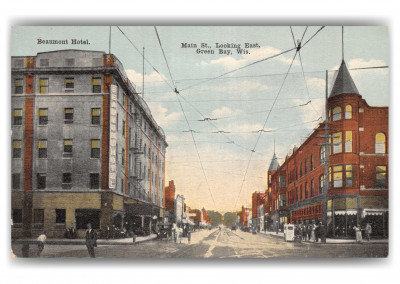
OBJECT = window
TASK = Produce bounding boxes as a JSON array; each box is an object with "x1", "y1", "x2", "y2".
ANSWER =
[
  {"x1": 345, "y1": 105, "x2": 352, "y2": 119},
  {"x1": 65, "y1": 58, "x2": 75, "y2": 67},
  {"x1": 39, "y1": 59, "x2": 49, "y2": 67},
  {"x1": 13, "y1": 109, "x2": 23, "y2": 125},
  {"x1": 91, "y1": 108, "x2": 101, "y2": 125},
  {"x1": 38, "y1": 140, "x2": 47, "y2": 158},
  {"x1": 90, "y1": 173, "x2": 100, "y2": 189},
  {"x1": 345, "y1": 131, "x2": 352, "y2": 152},
  {"x1": 376, "y1": 166, "x2": 387, "y2": 188},
  {"x1": 62, "y1": 173, "x2": 72, "y2": 189},
  {"x1": 375, "y1": 133, "x2": 386, "y2": 154},
  {"x1": 310, "y1": 180, "x2": 314, "y2": 197},
  {"x1": 12, "y1": 209, "x2": 22, "y2": 224},
  {"x1": 299, "y1": 162, "x2": 302, "y2": 177},
  {"x1": 14, "y1": 79, "x2": 23, "y2": 94},
  {"x1": 39, "y1": 78, "x2": 49, "y2": 94},
  {"x1": 75, "y1": 209, "x2": 100, "y2": 230},
  {"x1": 91, "y1": 140, "x2": 100, "y2": 158},
  {"x1": 55, "y1": 209, "x2": 66, "y2": 224},
  {"x1": 122, "y1": 148, "x2": 125, "y2": 165},
  {"x1": 12, "y1": 173, "x2": 20, "y2": 189},
  {"x1": 346, "y1": 165, "x2": 353, "y2": 187},
  {"x1": 279, "y1": 175, "x2": 286, "y2": 188},
  {"x1": 121, "y1": 178, "x2": 124, "y2": 193},
  {"x1": 122, "y1": 120, "x2": 125, "y2": 137},
  {"x1": 38, "y1": 108, "x2": 48, "y2": 125},
  {"x1": 333, "y1": 165, "x2": 343, "y2": 188},
  {"x1": 319, "y1": 175, "x2": 324, "y2": 194},
  {"x1": 64, "y1": 108, "x2": 74, "y2": 124},
  {"x1": 332, "y1": 132, "x2": 342, "y2": 154},
  {"x1": 37, "y1": 173, "x2": 46, "y2": 189},
  {"x1": 332, "y1": 106, "x2": 341, "y2": 121},
  {"x1": 305, "y1": 158, "x2": 308, "y2": 174},
  {"x1": 115, "y1": 144, "x2": 119, "y2": 164},
  {"x1": 116, "y1": 113, "x2": 119, "y2": 131},
  {"x1": 64, "y1": 139, "x2": 72, "y2": 157},
  {"x1": 310, "y1": 153, "x2": 314, "y2": 170},
  {"x1": 91, "y1": 77, "x2": 102, "y2": 93},
  {"x1": 319, "y1": 146, "x2": 326, "y2": 165},
  {"x1": 12, "y1": 140, "x2": 21, "y2": 158},
  {"x1": 64, "y1": 78, "x2": 74, "y2": 93}
]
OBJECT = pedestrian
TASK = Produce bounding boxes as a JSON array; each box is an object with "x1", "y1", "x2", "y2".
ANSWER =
[
  {"x1": 37, "y1": 231, "x2": 47, "y2": 257},
  {"x1": 365, "y1": 223, "x2": 372, "y2": 241},
  {"x1": 172, "y1": 223, "x2": 177, "y2": 243},
  {"x1": 85, "y1": 223, "x2": 97, "y2": 258},
  {"x1": 307, "y1": 224, "x2": 312, "y2": 241},
  {"x1": 354, "y1": 225, "x2": 362, "y2": 243},
  {"x1": 301, "y1": 224, "x2": 307, "y2": 241},
  {"x1": 275, "y1": 221, "x2": 279, "y2": 235},
  {"x1": 187, "y1": 230, "x2": 191, "y2": 244},
  {"x1": 310, "y1": 224, "x2": 316, "y2": 242},
  {"x1": 315, "y1": 223, "x2": 320, "y2": 243}
]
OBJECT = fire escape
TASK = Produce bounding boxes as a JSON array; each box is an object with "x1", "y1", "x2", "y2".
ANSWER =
[{"x1": 129, "y1": 112, "x2": 146, "y2": 201}]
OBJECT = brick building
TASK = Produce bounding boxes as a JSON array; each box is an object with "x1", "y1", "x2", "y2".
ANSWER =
[
  {"x1": 11, "y1": 50, "x2": 168, "y2": 239},
  {"x1": 251, "y1": 192, "x2": 265, "y2": 231},
  {"x1": 265, "y1": 60, "x2": 388, "y2": 237}
]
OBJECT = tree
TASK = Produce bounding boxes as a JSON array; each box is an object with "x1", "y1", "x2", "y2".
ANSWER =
[{"x1": 223, "y1": 212, "x2": 237, "y2": 227}]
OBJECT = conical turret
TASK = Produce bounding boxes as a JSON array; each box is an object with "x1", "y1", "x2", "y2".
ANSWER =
[{"x1": 330, "y1": 60, "x2": 359, "y2": 98}]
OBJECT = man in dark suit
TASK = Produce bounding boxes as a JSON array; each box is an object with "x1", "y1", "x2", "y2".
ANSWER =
[{"x1": 85, "y1": 223, "x2": 97, "y2": 258}]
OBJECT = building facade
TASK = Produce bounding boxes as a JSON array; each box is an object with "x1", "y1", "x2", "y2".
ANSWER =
[
  {"x1": 265, "y1": 60, "x2": 388, "y2": 238},
  {"x1": 11, "y1": 50, "x2": 167, "y2": 238}
]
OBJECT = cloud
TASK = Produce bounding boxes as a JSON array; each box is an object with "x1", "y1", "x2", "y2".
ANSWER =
[
  {"x1": 198, "y1": 46, "x2": 299, "y2": 69},
  {"x1": 306, "y1": 77, "x2": 325, "y2": 91},
  {"x1": 147, "y1": 102, "x2": 181, "y2": 127},
  {"x1": 211, "y1": 106, "x2": 244, "y2": 119},
  {"x1": 291, "y1": 98, "x2": 324, "y2": 129},
  {"x1": 125, "y1": 69, "x2": 169, "y2": 88}
]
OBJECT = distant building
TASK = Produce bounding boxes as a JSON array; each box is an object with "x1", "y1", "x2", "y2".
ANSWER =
[
  {"x1": 251, "y1": 192, "x2": 265, "y2": 231},
  {"x1": 11, "y1": 50, "x2": 168, "y2": 238},
  {"x1": 265, "y1": 60, "x2": 388, "y2": 237}
]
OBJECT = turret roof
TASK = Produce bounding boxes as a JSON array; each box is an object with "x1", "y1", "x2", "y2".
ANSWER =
[{"x1": 330, "y1": 60, "x2": 359, "y2": 98}]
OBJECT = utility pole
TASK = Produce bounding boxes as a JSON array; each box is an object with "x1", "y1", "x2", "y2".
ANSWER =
[
  {"x1": 321, "y1": 70, "x2": 329, "y2": 244},
  {"x1": 142, "y1": 47, "x2": 145, "y2": 99},
  {"x1": 109, "y1": 26, "x2": 111, "y2": 54}
]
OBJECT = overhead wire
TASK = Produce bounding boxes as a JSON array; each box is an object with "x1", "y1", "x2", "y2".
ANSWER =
[
  {"x1": 233, "y1": 26, "x2": 325, "y2": 209},
  {"x1": 153, "y1": 26, "x2": 218, "y2": 211}
]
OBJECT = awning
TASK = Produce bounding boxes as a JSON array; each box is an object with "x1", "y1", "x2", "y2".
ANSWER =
[
  {"x1": 182, "y1": 219, "x2": 195, "y2": 226},
  {"x1": 362, "y1": 209, "x2": 388, "y2": 217},
  {"x1": 328, "y1": 210, "x2": 358, "y2": 216}
]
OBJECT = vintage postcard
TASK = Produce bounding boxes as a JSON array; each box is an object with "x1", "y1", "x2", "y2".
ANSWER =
[{"x1": 10, "y1": 26, "x2": 389, "y2": 258}]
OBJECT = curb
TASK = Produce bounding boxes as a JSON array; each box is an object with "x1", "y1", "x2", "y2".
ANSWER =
[{"x1": 12, "y1": 236, "x2": 158, "y2": 246}]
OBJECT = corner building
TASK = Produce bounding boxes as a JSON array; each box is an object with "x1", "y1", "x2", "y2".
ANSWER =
[
  {"x1": 11, "y1": 50, "x2": 167, "y2": 238},
  {"x1": 266, "y1": 60, "x2": 388, "y2": 238}
]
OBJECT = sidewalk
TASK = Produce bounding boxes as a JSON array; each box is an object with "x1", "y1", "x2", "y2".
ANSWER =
[
  {"x1": 258, "y1": 230, "x2": 388, "y2": 244},
  {"x1": 12, "y1": 234, "x2": 158, "y2": 246}
]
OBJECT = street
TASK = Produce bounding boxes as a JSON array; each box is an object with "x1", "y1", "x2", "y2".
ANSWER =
[{"x1": 12, "y1": 228, "x2": 388, "y2": 258}]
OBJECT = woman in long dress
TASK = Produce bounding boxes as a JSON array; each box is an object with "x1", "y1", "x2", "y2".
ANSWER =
[{"x1": 310, "y1": 224, "x2": 316, "y2": 242}]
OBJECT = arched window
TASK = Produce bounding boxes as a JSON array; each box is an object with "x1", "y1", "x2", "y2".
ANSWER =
[
  {"x1": 375, "y1": 132, "x2": 386, "y2": 154},
  {"x1": 319, "y1": 146, "x2": 325, "y2": 165},
  {"x1": 319, "y1": 175, "x2": 324, "y2": 194},
  {"x1": 345, "y1": 105, "x2": 352, "y2": 119},
  {"x1": 332, "y1": 106, "x2": 341, "y2": 121}
]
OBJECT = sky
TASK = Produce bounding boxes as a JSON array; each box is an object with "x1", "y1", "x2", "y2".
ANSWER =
[{"x1": 11, "y1": 26, "x2": 390, "y2": 213}]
